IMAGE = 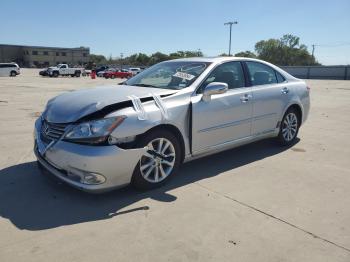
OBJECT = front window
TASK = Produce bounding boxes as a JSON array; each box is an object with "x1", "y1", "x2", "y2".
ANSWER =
[
  {"x1": 125, "y1": 61, "x2": 211, "y2": 90},
  {"x1": 199, "y1": 61, "x2": 246, "y2": 92}
]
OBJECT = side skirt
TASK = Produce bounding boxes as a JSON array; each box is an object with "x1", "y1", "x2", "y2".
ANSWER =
[{"x1": 183, "y1": 129, "x2": 278, "y2": 163}]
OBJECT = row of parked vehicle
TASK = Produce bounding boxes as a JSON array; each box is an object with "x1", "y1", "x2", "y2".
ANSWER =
[
  {"x1": 0, "y1": 62, "x2": 143, "y2": 79},
  {"x1": 38, "y1": 64, "x2": 142, "y2": 79}
]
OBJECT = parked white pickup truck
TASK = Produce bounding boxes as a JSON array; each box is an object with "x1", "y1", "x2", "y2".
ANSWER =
[{"x1": 47, "y1": 64, "x2": 83, "y2": 77}]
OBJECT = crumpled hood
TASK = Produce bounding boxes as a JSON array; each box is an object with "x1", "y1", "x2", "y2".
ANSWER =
[{"x1": 43, "y1": 85, "x2": 176, "y2": 123}]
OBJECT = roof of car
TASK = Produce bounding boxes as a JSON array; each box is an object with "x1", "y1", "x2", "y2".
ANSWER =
[
  {"x1": 170, "y1": 56, "x2": 263, "y2": 63},
  {"x1": 169, "y1": 56, "x2": 296, "y2": 80}
]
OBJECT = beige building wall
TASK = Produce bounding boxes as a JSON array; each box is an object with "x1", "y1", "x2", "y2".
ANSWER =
[
  {"x1": 0, "y1": 45, "x2": 90, "y2": 67},
  {"x1": 0, "y1": 45, "x2": 23, "y2": 64}
]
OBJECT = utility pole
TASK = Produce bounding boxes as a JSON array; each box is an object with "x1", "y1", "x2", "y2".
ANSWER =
[
  {"x1": 224, "y1": 21, "x2": 238, "y2": 56},
  {"x1": 120, "y1": 52, "x2": 123, "y2": 70},
  {"x1": 311, "y1": 44, "x2": 315, "y2": 59}
]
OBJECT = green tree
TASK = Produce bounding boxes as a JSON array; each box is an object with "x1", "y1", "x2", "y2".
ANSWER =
[
  {"x1": 89, "y1": 54, "x2": 107, "y2": 65},
  {"x1": 255, "y1": 34, "x2": 319, "y2": 65},
  {"x1": 149, "y1": 52, "x2": 169, "y2": 64},
  {"x1": 234, "y1": 51, "x2": 257, "y2": 58},
  {"x1": 169, "y1": 50, "x2": 203, "y2": 60},
  {"x1": 136, "y1": 53, "x2": 150, "y2": 65}
]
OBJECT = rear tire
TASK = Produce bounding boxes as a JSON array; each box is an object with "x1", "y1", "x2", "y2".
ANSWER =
[
  {"x1": 75, "y1": 71, "x2": 81, "y2": 77},
  {"x1": 277, "y1": 108, "x2": 300, "y2": 146},
  {"x1": 131, "y1": 129, "x2": 182, "y2": 190},
  {"x1": 10, "y1": 71, "x2": 16, "y2": 77}
]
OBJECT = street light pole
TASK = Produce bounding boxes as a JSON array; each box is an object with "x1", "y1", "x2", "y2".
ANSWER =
[
  {"x1": 120, "y1": 52, "x2": 123, "y2": 70},
  {"x1": 224, "y1": 21, "x2": 238, "y2": 56}
]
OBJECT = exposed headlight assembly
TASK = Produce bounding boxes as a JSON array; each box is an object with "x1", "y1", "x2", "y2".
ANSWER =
[{"x1": 64, "y1": 116, "x2": 126, "y2": 144}]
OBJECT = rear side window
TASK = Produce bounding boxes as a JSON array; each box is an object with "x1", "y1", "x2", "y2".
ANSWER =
[
  {"x1": 276, "y1": 71, "x2": 286, "y2": 83},
  {"x1": 246, "y1": 62, "x2": 277, "y2": 86},
  {"x1": 200, "y1": 61, "x2": 246, "y2": 91},
  {"x1": 0, "y1": 64, "x2": 16, "y2": 68}
]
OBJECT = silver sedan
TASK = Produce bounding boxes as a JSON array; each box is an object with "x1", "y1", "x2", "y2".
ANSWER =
[{"x1": 34, "y1": 57, "x2": 310, "y2": 192}]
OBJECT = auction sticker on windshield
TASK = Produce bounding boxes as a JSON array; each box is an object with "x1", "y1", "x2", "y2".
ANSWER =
[{"x1": 173, "y1": 71, "x2": 195, "y2": 81}]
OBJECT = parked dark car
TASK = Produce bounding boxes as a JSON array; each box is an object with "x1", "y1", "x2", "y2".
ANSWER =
[
  {"x1": 39, "y1": 68, "x2": 50, "y2": 76},
  {"x1": 95, "y1": 66, "x2": 109, "y2": 74}
]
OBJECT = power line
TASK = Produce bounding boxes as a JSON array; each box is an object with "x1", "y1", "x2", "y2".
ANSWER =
[
  {"x1": 312, "y1": 42, "x2": 350, "y2": 47},
  {"x1": 310, "y1": 42, "x2": 350, "y2": 61}
]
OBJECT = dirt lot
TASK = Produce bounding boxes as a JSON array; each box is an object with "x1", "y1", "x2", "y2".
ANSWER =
[{"x1": 0, "y1": 69, "x2": 349, "y2": 262}]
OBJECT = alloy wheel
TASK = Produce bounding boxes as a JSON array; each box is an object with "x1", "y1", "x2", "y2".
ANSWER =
[
  {"x1": 282, "y1": 112, "x2": 298, "y2": 141},
  {"x1": 139, "y1": 138, "x2": 176, "y2": 183}
]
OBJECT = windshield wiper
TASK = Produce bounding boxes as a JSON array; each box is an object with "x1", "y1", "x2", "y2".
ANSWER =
[{"x1": 132, "y1": 83, "x2": 157, "y2": 88}]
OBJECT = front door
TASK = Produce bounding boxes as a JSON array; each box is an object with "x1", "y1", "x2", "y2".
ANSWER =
[
  {"x1": 60, "y1": 64, "x2": 68, "y2": 75},
  {"x1": 191, "y1": 61, "x2": 253, "y2": 153}
]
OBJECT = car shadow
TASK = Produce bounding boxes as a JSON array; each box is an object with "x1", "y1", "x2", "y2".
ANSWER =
[{"x1": 0, "y1": 138, "x2": 298, "y2": 231}]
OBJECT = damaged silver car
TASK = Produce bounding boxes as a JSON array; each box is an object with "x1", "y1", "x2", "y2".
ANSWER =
[{"x1": 34, "y1": 57, "x2": 310, "y2": 192}]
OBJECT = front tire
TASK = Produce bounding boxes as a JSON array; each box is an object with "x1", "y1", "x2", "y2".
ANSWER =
[
  {"x1": 277, "y1": 108, "x2": 300, "y2": 146},
  {"x1": 131, "y1": 130, "x2": 182, "y2": 190}
]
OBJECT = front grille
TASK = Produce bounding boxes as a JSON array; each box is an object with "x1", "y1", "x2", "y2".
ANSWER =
[{"x1": 41, "y1": 120, "x2": 68, "y2": 142}]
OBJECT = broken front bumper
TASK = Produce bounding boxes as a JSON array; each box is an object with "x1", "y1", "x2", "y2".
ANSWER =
[{"x1": 34, "y1": 118, "x2": 147, "y2": 193}]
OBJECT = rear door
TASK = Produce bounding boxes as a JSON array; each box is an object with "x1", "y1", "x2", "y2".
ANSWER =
[
  {"x1": 191, "y1": 61, "x2": 253, "y2": 153},
  {"x1": 245, "y1": 61, "x2": 291, "y2": 136}
]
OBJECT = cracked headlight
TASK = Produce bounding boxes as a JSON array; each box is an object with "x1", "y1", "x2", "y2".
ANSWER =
[{"x1": 64, "y1": 116, "x2": 126, "y2": 144}]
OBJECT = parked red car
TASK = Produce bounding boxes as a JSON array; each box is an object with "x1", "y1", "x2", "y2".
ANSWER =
[{"x1": 104, "y1": 69, "x2": 132, "y2": 79}]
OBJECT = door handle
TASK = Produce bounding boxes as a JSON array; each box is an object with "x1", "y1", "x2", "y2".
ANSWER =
[
  {"x1": 240, "y1": 94, "x2": 252, "y2": 103},
  {"x1": 281, "y1": 87, "x2": 289, "y2": 94}
]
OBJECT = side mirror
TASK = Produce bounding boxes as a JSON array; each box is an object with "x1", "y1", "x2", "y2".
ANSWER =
[{"x1": 202, "y1": 82, "x2": 228, "y2": 101}]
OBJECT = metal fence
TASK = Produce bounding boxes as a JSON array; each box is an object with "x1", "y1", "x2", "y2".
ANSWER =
[{"x1": 280, "y1": 66, "x2": 350, "y2": 80}]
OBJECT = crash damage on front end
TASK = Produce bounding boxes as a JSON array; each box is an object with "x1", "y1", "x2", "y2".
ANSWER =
[{"x1": 34, "y1": 85, "x2": 186, "y2": 193}]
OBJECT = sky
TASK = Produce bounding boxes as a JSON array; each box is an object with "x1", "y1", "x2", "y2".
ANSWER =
[{"x1": 1, "y1": 0, "x2": 349, "y2": 65}]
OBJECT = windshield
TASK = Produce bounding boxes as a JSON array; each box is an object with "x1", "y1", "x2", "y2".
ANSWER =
[{"x1": 125, "y1": 61, "x2": 211, "y2": 90}]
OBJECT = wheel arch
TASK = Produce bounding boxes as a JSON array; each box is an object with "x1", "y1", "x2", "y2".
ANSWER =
[
  {"x1": 283, "y1": 103, "x2": 303, "y2": 127},
  {"x1": 138, "y1": 124, "x2": 186, "y2": 163}
]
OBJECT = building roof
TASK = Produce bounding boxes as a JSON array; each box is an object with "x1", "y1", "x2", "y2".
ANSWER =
[{"x1": 0, "y1": 44, "x2": 89, "y2": 50}]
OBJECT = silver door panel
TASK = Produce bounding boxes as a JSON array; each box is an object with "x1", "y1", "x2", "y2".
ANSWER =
[{"x1": 191, "y1": 88, "x2": 253, "y2": 153}]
